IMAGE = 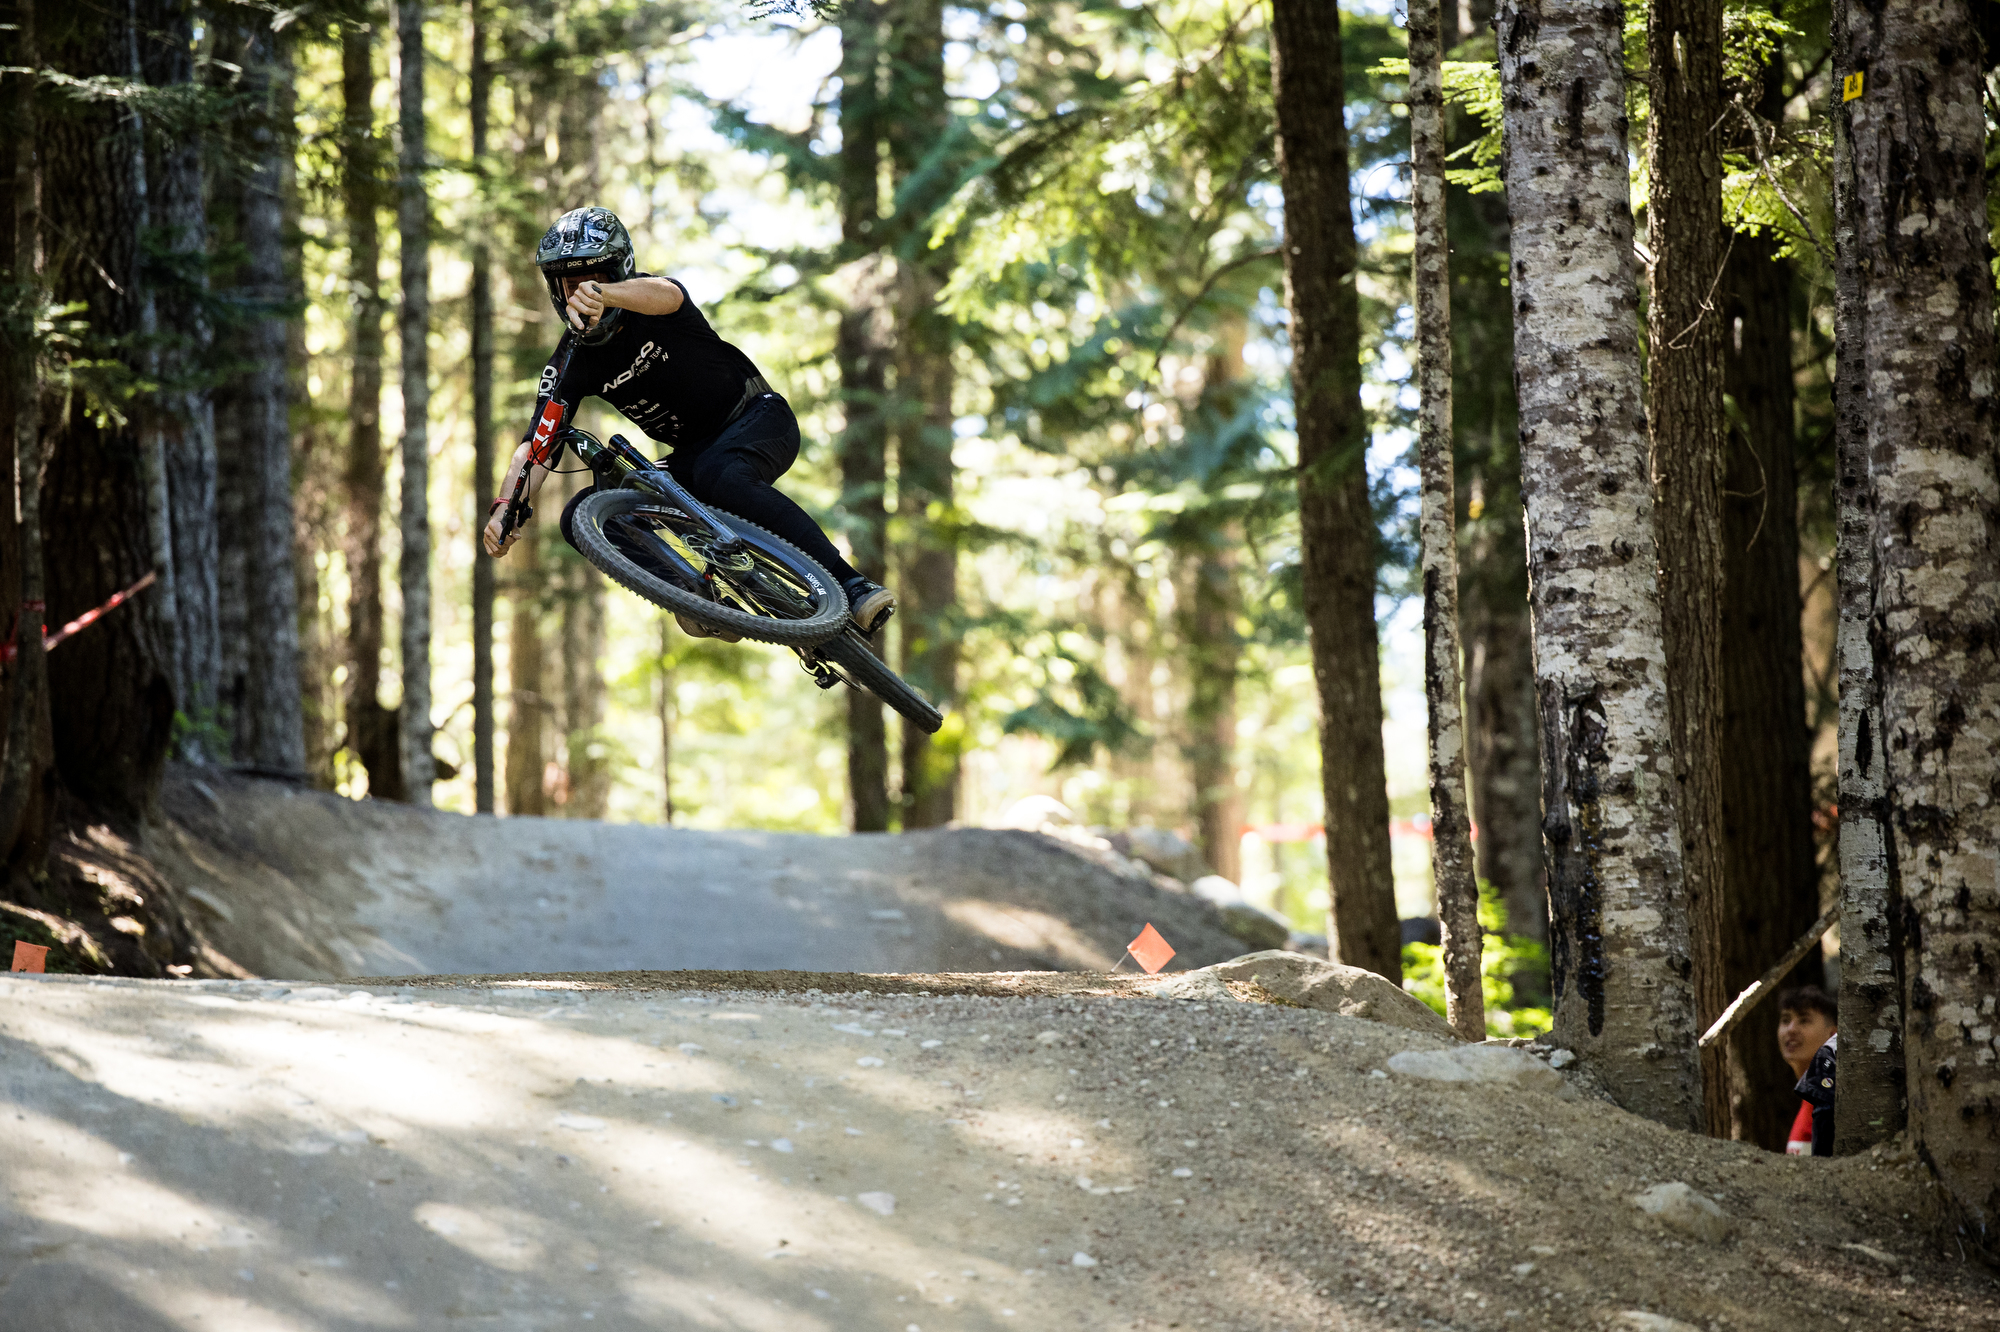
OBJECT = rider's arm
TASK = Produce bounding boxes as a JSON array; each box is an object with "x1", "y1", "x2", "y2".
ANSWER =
[
  {"x1": 482, "y1": 439, "x2": 556, "y2": 557},
  {"x1": 564, "y1": 275, "x2": 684, "y2": 329}
]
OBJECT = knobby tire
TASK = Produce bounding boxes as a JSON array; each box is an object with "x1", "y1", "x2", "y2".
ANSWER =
[
  {"x1": 818, "y1": 629, "x2": 945, "y2": 735},
  {"x1": 572, "y1": 488, "x2": 848, "y2": 647}
]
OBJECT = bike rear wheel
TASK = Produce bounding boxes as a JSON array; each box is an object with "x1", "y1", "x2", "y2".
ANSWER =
[
  {"x1": 571, "y1": 488, "x2": 848, "y2": 647},
  {"x1": 814, "y1": 628, "x2": 946, "y2": 735}
]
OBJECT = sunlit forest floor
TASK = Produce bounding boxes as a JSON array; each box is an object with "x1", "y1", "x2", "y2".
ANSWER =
[{"x1": 4, "y1": 973, "x2": 1991, "y2": 1332}]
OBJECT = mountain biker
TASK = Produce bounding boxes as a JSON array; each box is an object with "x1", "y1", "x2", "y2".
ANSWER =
[{"x1": 481, "y1": 206, "x2": 894, "y2": 640}]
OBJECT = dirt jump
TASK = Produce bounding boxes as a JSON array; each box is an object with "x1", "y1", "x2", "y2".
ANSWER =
[{"x1": 2, "y1": 774, "x2": 1994, "y2": 1330}]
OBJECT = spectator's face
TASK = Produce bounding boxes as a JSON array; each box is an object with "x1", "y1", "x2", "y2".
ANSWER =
[{"x1": 1777, "y1": 1006, "x2": 1836, "y2": 1077}]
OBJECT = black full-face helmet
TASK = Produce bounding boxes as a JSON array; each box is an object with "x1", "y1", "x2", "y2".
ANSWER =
[{"x1": 536, "y1": 206, "x2": 637, "y2": 345}]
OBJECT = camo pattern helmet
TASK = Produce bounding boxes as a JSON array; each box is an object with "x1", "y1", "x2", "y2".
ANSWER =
[{"x1": 536, "y1": 206, "x2": 637, "y2": 345}]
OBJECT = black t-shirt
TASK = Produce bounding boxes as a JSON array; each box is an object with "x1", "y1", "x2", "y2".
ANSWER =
[{"x1": 522, "y1": 276, "x2": 761, "y2": 455}]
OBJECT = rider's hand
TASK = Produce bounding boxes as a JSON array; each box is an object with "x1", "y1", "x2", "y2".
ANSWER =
[
  {"x1": 566, "y1": 280, "x2": 606, "y2": 333},
  {"x1": 483, "y1": 506, "x2": 522, "y2": 557}
]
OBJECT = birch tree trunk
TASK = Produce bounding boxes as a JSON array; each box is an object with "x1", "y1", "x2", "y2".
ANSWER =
[
  {"x1": 1647, "y1": 0, "x2": 1730, "y2": 1136},
  {"x1": 469, "y1": 0, "x2": 495, "y2": 814},
  {"x1": 1828, "y1": 0, "x2": 1903, "y2": 1155},
  {"x1": 1497, "y1": 0, "x2": 1701, "y2": 1129},
  {"x1": 1411, "y1": 0, "x2": 1483, "y2": 1041},
  {"x1": 0, "y1": 0, "x2": 53, "y2": 867},
  {"x1": 342, "y1": 19, "x2": 399, "y2": 799},
  {"x1": 1269, "y1": 0, "x2": 1401, "y2": 979},
  {"x1": 837, "y1": 0, "x2": 891, "y2": 832},
  {"x1": 396, "y1": 0, "x2": 433, "y2": 807},
  {"x1": 1842, "y1": 0, "x2": 1999, "y2": 1231}
]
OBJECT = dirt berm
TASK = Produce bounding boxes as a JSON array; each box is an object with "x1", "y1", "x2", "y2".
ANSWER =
[
  {"x1": 4, "y1": 971, "x2": 1993, "y2": 1331},
  {"x1": 143, "y1": 770, "x2": 1250, "y2": 981}
]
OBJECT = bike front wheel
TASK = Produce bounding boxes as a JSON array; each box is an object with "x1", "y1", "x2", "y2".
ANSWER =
[{"x1": 571, "y1": 488, "x2": 849, "y2": 647}]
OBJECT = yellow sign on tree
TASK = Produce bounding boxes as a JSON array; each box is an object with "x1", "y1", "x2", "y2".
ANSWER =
[{"x1": 1843, "y1": 71, "x2": 1865, "y2": 101}]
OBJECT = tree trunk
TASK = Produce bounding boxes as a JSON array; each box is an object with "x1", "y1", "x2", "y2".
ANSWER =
[
  {"x1": 396, "y1": 0, "x2": 432, "y2": 807},
  {"x1": 469, "y1": 0, "x2": 495, "y2": 814},
  {"x1": 1842, "y1": 0, "x2": 2000, "y2": 1232},
  {"x1": 37, "y1": 0, "x2": 176, "y2": 820},
  {"x1": 278, "y1": 35, "x2": 337, "y2": 789},
  {"x1": 1411, "y1": 0, "x2": 1484, "y2": 1041},
  {"x1": 1828, "y1": 0, "x2": 1903, "y2": 1156},
  {"x1": 0, "y1": 0, "x2": 53, "y2": 869},
  {"x1": 1496, "y1": 0, "x2": 1700, "y2": 1130},
  {"x1": 1718, "y1": 231, "x2": 1824, "y2": 1150},
  {"x1": 1186, "y1": 544, "x2": 1243, "y2": 884},
  {"x1": 561, "y1": 530, "x2": 609, "y2": 820},
  {"x1": 504, "y1": 535, "x2": 548, "y2": 817},
  {"x1": 213, "y1": 10, "x2": 304, "y2": 775},
  {"x1": 342, "y1": 19, "x2": 398, "y2": 799},
  {"x1": 1450, "y1": 171, "x2": 1542, "y2": 947},
  {"x1": 1647, "y1": 0, "x2": 1730, "y2": 1137},
  {"x1": 658, "y1": 615, "x2": 673, "y2": 823},
  {"x1": 1269, "y1": 0, "x2": 1400, "y2": 979},
  {"x1": 886, "y1": 0, "x2": 957, "y2": 830},
  {"x1": 139, "y1": 1, "x2": 218, "y2": 763},
  {"x1": 837, "y1": 1, "x2": 891, "y2": 832}
]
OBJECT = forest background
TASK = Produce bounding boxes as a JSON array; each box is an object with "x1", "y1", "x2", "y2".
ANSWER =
[{"x1": 4, "y1": 0, "x2": 1951, "y2": 1157}]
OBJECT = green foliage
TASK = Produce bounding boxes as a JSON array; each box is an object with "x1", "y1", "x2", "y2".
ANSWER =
[{"x1": 1399, "y1": 882, "x2": 1553, "y2": 1039}]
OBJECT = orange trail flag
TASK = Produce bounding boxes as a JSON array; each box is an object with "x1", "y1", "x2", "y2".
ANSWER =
[
  {"x1": 1127, "y1": 924, "x2": 1176, "y2": 975},
  {"x1": 11, "y1": 941, "x2": 49, "y2": 973}
]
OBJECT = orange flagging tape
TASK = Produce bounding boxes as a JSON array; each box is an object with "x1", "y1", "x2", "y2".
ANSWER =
[
  {"x1": 2, "y1": 570, "x2": 158, "y2": 663},
  {"x1": 11, "y1": 941, "x2": 48, "y2": 973},
  {"x1": 1127, "y1": 923, "x2": 1176, "y2": 975}
]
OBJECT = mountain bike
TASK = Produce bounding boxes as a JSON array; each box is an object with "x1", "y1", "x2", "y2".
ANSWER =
[{"x1": 497, "y1": 425, "x2": 944, "y2": 735}]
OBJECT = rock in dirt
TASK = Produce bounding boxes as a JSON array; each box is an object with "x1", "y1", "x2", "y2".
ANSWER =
[
  {"x1": 1612, "y1": 1313, "x2": 1704, "y2": 1332},
  {"x1": 1631, "y1": 1182, "x2": 1732, "y2": 1244},
  {"x1": 1202, "y1": 950, "x2": 1457, "y2": 1039},
  {"x1": 1145, "y1": 970, "x2": 1237, "y2": 1004},
  {"x1": 1106, "y1": 827, "x2": 1208, "y2": 884},
  {"x1": 1386, "y1": 1043, "x2": 1563, "y2": 1088}
]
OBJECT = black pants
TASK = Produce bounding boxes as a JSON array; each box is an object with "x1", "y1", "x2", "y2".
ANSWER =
[{"x1": 560, "y1": 393, "x2": 861, "y2": 586}]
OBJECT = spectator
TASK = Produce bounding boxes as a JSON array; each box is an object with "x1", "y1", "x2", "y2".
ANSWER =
[{"x1": 1776, "y1": 985, "x2": 1837, "y2": 1157}]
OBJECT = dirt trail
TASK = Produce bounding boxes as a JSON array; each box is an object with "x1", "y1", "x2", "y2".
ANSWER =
[
  {"x1": 4, "y1": 972, "x2": 1993, "y2": 1332},
  {"x1": 145, "y1": 771, "x2": 1247, "y2": 981}
]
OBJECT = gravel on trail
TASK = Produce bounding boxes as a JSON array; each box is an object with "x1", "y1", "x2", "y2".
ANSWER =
[{"x1": 4, "y1": 971, "x2": 1993, "y2": 1332}]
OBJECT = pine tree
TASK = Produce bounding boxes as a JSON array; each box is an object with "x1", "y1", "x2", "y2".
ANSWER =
[
  {"x1": 1269, "y1": 0, "x2": 1400, "y2": 978},
  {"x1": 396, "y1": 0, "x2": 433, "y2": 806}
]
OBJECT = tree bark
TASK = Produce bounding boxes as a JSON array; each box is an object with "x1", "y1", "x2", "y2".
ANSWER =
[
  {"x1": 1187, "y1": 544, "x2": 1244, "y2": 884},
  {"x1": 1828, "y1": 0, "x2": 1903, "y2": 1156},
  {"x1": 213, "y1": 9, "x2": 305, "y2": 775},
  {"x1": 886, "y1": 0, "x2": 957, "y2": 830},
  {"x1": 1841, "y1": 0, "x2": 1999, "y2": 1233},
  {"x1": 341, "y1": 18, "x2": 398, "y2": 799},
  {"x1": 1269, "y1": 0, "x2": 1399, "y2": 979},
  {"x1": 1411, "y1": 0, "x2": 1484, "y2": 1041},
  {"x1": 561, "y1": 525, "x2": 609, "y2": 820},
  {"x1": 1647, "y1": 0, "x2": 1730, "y2": 1137},
  {"x1": 469, "y1": 0, "x2": 495, "y2": 814},
  {"x1": 37, "y1": 0, "x2": 175, "y2": 820},
  {"x1": 0, "y1": 0, "x2": 53, "y2": 869},
  {"x1": 504, "y1": 534, "x2": 548, "y2": 818},
  {"x1": 837, "y1": 1, "x2": 891, "y2": 833},
  {"x1": 1496, "y1": 0, "x2": 1700, "y2": 1129},
  {"x1": 396, "y1": 0, "x2": 432, "y2": 807},
  {"x1": 1718, "y1": 231, "x2": 1824, "y2": 1150},
  {"x1": 139, "y1": 0, "x2": 217, "y2": 762}
]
